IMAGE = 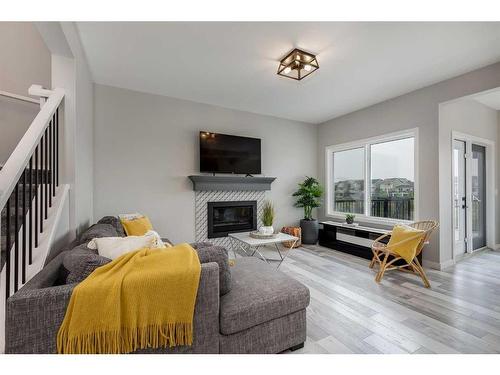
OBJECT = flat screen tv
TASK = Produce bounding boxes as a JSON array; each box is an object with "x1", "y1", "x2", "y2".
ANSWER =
[{"x1": 199, "y1": 131, "x2": 261, "y2": 174}]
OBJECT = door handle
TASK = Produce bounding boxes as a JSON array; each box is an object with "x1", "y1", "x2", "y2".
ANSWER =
[{"x1": 461, "y1": 196, "x2": 467, "y2": 209}]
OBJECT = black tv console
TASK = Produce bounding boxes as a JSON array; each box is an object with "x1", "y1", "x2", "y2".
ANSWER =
[{"x1": 318, "y1": 221, "x2": 422, "y2": 263}]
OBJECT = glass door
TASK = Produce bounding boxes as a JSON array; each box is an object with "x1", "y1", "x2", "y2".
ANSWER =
[
  {"x1": 471, "y1": 144, "x2": 486, "y2": 250},
  {"x1": 452, "y1": 140, "x2": 467, "y2": 257}
]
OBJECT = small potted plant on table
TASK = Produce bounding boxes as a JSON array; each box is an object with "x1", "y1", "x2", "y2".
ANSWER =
[
  {"x1": 259, "y1": 200, "x2": 275, "y2": 235},
  {"x1": 345, "y1": 213, "x2": 356, "y2": 225},
  {"x1": 293, "y1": 177, "x2": 323, "y2": 244}
]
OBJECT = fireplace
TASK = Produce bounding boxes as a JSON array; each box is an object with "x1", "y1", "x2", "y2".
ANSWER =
[{"x1": 207, "y1": 201, "x2": 257, "y2": 238}]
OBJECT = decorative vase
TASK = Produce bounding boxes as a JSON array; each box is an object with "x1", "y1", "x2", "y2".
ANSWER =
[
  {"x1": 259, "y1": 226, "x2": 274, "y2": 235},
  {"x1": 300, "y1": 219, "x2": 319, "y2": 244}
]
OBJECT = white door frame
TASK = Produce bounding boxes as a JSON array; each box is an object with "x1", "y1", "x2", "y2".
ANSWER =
[{"x1": 451, "y1": 131, "x2": 495, "y2": 257}]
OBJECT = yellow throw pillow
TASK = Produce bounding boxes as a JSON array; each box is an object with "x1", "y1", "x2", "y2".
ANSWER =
[
  {"x1": 121, "y1": 216, "x2": 153, "y2": 236},
  {"x1": 387, "y1": 225, "x2": 425, "y2": 264}
]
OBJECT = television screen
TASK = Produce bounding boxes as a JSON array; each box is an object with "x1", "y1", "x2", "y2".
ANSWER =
[{"x1": 200, "y1": 132, "x2": 261, "y2": 174}]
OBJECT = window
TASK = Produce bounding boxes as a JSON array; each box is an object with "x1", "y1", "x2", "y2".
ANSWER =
[
  {"x1": 326, "y1": 130, "x2": 417, "y2": 222},
  {"x1": 332, "y1": 147, "x2": 365, "y2": 214},
  {"x1": 370, "y1": 138, "x2": 414, "y2": 220}
]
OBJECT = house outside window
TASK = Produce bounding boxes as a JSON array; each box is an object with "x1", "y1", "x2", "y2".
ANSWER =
[
  {"x1": 325, "y1": 129, "x2": 418, "y2": 223},
  {"x1": 332, "y1": 147, "x2": 364, "y2": 214}
]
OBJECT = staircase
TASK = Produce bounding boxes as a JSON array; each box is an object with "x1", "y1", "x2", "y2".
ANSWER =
[
  {"x1": 0, "y1": 85, "x2": 65, "y2": 296},
  {"x1": 1, "y1": 85, "x2": 67, "y2": 353},
  {"x1": 0, "y1": 168, "x2": 50, "y2": 272}
]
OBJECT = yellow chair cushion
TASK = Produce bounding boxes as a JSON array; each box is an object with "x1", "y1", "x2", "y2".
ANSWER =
[
  {"x1": 120, "y1": 216, "x2": 153, "y2": 236},
  {"x1": 387, "y1": 224, "x2": 425, "y2": 263}
]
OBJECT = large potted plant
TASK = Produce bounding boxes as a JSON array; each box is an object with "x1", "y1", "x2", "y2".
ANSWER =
[{"x1": 292, "y1": 176, "x2": 323, "y2": 244}]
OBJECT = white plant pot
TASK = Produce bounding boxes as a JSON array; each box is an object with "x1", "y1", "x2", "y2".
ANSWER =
[{"x1": 259, "y1": 226, "x2": 274, "y2": 235}]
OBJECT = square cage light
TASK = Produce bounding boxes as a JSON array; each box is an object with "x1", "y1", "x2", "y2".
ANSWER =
[{"x1": 277, "y1": 48, "x2": 319, "y2": 81}]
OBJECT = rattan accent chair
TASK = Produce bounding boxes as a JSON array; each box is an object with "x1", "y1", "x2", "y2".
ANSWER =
[{"x1": 369, "y1": 220, "x2": 439, "y2": 288}]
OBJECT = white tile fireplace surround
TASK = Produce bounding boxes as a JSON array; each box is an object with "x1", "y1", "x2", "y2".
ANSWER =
[
  {"x1": 194, "y1": 190, "x2": 266, "y2": 248},
  {"x1": 189, "y1": 175, "x2": 276, "y2": 249}
]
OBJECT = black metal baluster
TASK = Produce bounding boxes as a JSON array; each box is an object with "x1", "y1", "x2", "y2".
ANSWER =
[
  {"x1": 29, "y1": 156, "x2": 33, "y2": 264},
  {"x1": 3, "y1": 109, "x2": 64, "y2": 297},
  {"x1": 44, "y1": 128, "x2": 48, "y2": 219},
  {"x1": 5, "y1": 196, "x2": 11, "y2": 300},
  {"x1": 48, "y1": 123, "x2": 52, "y2": 208},
  {"x1": 52, "y1": 114, "x2": 56, "y2": 196},
  {"x1": 35, "y1": 145, "x2": 39, "y2": 245},
  {"x1": 22, "y1": 171, "x2": 27, "y2": 284},
  {"x1": 14, "y1": 181, "x2": 19, "y2": 292},
  {"x1": 56, "y1": 108, "x2": 59, "y2": 186},
  {"x1": 40, "y1": 135, "x2": 44, "y2": 233}
]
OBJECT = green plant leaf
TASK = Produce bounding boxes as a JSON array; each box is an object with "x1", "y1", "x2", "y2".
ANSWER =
[
  {"x1": 292, "y1": 176, "x2": 324, "y2": 220},
  {"x1": 261, "y1": 200, "x2": 275, "y2": 226}
]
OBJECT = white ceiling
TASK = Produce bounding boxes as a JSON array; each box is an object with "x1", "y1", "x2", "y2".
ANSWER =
[
  {"x1": 472, "y1": 89, "x2": 500, "y2": 110},
  {"x1": 76, "y1": 22, "x2": 500, "y2": 124}
]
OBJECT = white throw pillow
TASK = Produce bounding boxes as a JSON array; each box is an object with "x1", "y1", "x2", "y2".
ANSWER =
[
  {"x1": 87, "y1": 231, "x2": 166, "y2": 260},
  {"x1": 143, "y1": 230, "x2": 166, "y2": 248}
]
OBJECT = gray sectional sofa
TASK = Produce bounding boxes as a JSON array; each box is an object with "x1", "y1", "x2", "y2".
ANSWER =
[{"x1": 5, "y1": 217, "x2": 310, "y2": 354}]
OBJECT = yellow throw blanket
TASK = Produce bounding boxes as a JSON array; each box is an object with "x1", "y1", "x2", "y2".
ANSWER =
[
  {"x1": 387, "y1": 225, "x2": 425, "y2": 264},
  {"x1": 57, "y1": 243, "x2": 201, "y2": 354}
]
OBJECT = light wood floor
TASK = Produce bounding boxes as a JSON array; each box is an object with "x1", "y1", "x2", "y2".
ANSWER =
[{"x1": 264, "y1": 244, "x2": 500, "y2": 354}]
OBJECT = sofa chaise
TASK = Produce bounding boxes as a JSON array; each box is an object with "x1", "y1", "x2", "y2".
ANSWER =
[{"x1": 5, "y1": 217, "x2": 310, "y2": 354}]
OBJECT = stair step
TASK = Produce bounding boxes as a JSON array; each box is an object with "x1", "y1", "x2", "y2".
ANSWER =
[{"x1": 0, "y1": 167, "x2": 55, "y2": 270}]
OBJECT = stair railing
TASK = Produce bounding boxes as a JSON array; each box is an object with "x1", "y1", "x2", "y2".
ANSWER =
[{"x1": 0, "y1": 85, "x2": 64, "y2": 299}]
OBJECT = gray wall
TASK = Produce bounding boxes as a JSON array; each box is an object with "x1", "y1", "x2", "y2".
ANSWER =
[
  {"x1": 62, "y1": 23, "x2": 95, "y2": 234},
  {"x1": 93, "y1": 84, "x2": 317, "y2": 243},
  {"x1": 317, "y1": 62, "x2": 500, "y2": 267},
  {"x1": 439, "y1": 99, "x2": 499, "y2": 264},
  {"x1": 44, "y1": 22, "x2": 95, "y2": 236},
  {"x1": 0, "y1": 99, "x2": 39, "y2": 165},
  {"x1": 0, "y1": 22, "x2": 51, "y2": 164}
]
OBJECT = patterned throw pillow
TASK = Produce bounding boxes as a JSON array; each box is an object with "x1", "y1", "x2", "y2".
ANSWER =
[
  {"x1": 63, "y1": 246, "x2": 112, "y2": 284},
  {"x1": 78, "y1": 223, "x2": 119, "y2": 245},
  {"x1": 97, "y1": 216, "x2": 127, "y2": 237}
]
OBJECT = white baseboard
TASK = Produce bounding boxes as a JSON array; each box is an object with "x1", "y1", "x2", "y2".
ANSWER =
[
  {"x1": 422, "y1": 259, "x2": 455, "y2": 271},
  {"x1": 440, "y1": 259, "x2": 456, "y2": 270},
  {"x1": 422, "y1": 259, "x2": 440, "y2": 270}
]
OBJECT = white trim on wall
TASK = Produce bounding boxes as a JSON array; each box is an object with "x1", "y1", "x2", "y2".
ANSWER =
[{"x1": 324, "y1": 128, "x2": 419, "y2": 226}]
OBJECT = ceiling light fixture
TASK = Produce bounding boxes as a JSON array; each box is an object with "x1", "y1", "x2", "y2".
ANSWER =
[{"x1": 277, "y1": 48, "x2": 319, "y2": 81}]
